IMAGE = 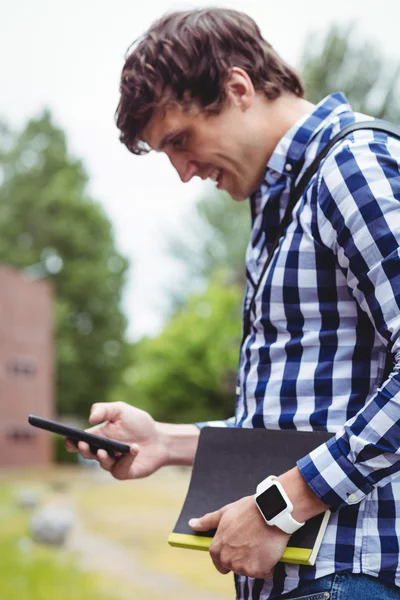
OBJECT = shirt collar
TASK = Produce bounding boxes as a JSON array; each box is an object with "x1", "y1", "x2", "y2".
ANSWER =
[{"x1": 266, "y1": 92, "x2": 353, "y2": 180}]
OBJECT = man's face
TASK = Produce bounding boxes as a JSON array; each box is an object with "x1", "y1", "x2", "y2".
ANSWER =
[{"x1": 142, "y1": 92, "x2": 270, "y2": 201}]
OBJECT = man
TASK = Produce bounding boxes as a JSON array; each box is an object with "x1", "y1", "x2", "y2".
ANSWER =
[{"x1": 67, "y1": 8, "x2": 400, "y2": 600}]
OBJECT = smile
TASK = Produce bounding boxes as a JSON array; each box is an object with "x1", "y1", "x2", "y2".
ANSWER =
[{"x1": 209, "y1": 168, "x2": 223, "y2": 185}]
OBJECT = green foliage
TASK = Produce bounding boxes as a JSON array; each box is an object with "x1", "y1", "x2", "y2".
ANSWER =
[
  {"x1": 119, "y1": 278, "x2": 243, "y2": 422},
  {"x1": 0, "y1": 485, "x2": 121, "y2": 600},
  {"x1": 301, "y1": 23, "x2": 400, "y2": 123},
  {"x1": 169, "y1": 188, "x2": 250, "y2": 296},
  {"x1": 54, "y1": 434, "x2": 78, "y2": 464},
  {"x1": 196, "y1": 191, "x2": 249, "y2": 283},
  {"x1": 0, "y1": 111, "x2": 129, "y2": 416}
]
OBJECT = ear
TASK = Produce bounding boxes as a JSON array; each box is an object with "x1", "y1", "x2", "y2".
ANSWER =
[{"x1": 225, "y1": 67, "x2": 255, "y2": 110}]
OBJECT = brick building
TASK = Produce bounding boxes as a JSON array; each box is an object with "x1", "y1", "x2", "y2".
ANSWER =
[{"x1": 0, "y1": 266, "x2": 54, "y2": 468}]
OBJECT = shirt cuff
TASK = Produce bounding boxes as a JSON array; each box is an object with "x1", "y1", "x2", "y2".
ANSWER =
[{"x1": 297, "y1": 435, "x2": 375, "y2": 509}]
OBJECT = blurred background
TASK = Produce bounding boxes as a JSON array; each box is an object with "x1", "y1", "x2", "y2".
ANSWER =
[{"x1": 0, "y1": 0, "x2": 399, "y2": 598}]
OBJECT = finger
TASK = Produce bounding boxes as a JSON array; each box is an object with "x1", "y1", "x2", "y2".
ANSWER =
[
  {"x1": 96, "y1": 449, "x2": 117, "y2": 471},
  {"x1": 210, "y1": 557, "x2": 230, "y2": 575},
  {"x1": 209, "y1": 543, "x2": 231, "y2": 575},
  {"x1": 213, "y1": 560, "x2": 231, "y2": 575},
  {"x1": 65, "y1": 438, "x2": 78, "y2": 452},
  {"x1": 77, "y1": 441, "x2": 98, "y2": 460},
  {"x1": 110, "y1": 445, "x2": 140, "y2": 479},
  {"x1": 89, "y1": 402, "x2": 121, "y2": 425},
  {"x1": 265, "y1": 570, "x2": 274, "y2": 579},
  {"x1": 130, "y1": 443, "x2": 140, "y2": 456},
  {"x1": 189, "y1": 508, "x2": 222, "y2": 531}
]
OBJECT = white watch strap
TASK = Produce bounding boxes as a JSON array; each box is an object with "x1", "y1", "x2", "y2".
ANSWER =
[{"x1": 272, "y1": 510, "x2": 304, "y2": 534}]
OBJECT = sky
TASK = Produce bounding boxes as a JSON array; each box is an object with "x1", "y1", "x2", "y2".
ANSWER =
[{"x1": 1, "y1": 0, "x2": 399, "y2": 340}]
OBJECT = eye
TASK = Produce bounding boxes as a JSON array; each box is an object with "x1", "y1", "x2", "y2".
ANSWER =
[{"x1": 171, "y1": 134, "x2": 187, "y2": 151}]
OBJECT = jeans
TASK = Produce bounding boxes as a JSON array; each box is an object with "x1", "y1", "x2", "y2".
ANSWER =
[{"x1": 277, "y1": 571, "x2": 400, "y2": 600}]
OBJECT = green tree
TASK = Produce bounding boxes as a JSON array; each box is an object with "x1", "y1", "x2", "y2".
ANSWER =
[
  {"x1": 170, "y1": 188, "x2": 250, "y2": 289},
  {"x1": 0, "y1": 111, "x2": 129, "y2": 416},
  {"x1": 117, "y1": 278, "x2": 242, "y2": 423},
  {"x1": 301, "y1": 23, "x2": 400, "y2": 123},
  {"x1": 167, "y1": 187, "x2": 250, "y2": 317}
]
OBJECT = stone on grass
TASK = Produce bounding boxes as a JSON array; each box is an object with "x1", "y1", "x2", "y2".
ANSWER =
[
  {"x1": 30, "y1": 507, "x2": 75, "y2": 546},
  {"x1": 15, "y1": 488, "x2": 40, "y2": 510}
]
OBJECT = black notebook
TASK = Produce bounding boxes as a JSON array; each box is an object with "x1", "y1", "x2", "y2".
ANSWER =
[{"x1": 168, "y1": 426, "x2": 333, "y2": 565}]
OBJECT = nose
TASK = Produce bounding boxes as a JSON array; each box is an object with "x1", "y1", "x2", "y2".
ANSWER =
[{"x1": 167, "y1": 153, "x2": 198, "y2": 183}]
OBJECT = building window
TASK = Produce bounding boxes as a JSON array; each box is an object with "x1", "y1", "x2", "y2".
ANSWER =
[
  {"x1": 7, "y1": 426, "x2": 36, "y2": 442},
  {"x1": 7, "y1": 357, "x2": 37, "y2": 380}
]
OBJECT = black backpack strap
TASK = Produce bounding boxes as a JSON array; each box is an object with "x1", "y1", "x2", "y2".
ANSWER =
[
  {"x1": 242, "y1": 119, "x2": 400, "y2": 344},
  {"x1": 293, "y1": 120, "x2": 400, "y2": 204}
]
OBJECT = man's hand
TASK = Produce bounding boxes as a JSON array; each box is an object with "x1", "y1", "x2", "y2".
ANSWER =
[
  {"x1": 65, "y1": 401, "x2": 168, "y2": 480},
  {"x1": 65, "y1": 401, "x2": 199, "y2": 480},
  {"x1": 189, "y1": 495, "x2": 291, "y2": 578}
]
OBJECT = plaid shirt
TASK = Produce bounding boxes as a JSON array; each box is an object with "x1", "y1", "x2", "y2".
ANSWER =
[{"x1": 199, "y1": 92, "x2": 400, "y2": 599}]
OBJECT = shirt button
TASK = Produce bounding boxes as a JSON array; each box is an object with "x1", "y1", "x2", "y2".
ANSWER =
[
  {"x1": 285, "y1": 163, "x2": 292, "y2": 172},
  {"x1": 348, "y1": 493, "x2": 357, "y2": 503}
]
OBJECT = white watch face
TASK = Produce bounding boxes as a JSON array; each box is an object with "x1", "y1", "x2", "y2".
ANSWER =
[{"x1": 255, "y1": 484, "x2": 288, "y2": 521}]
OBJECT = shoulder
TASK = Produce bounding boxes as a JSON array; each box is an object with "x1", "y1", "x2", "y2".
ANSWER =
[{"x1": 316, "y1": 126, "x2": 400, "y2": 209}]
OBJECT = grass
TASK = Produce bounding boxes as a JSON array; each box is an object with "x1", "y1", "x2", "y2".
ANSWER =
[
  {"x1": 0, "y1": 466, "x2": 234, "y2": 599},
  {"x1": 74, "y1": 466, "x2": 234, "y2": 598},
  {"x1": 0, "y1": 484, "x2": 122, "y2": 600},
  {"x1": 0, "y1": 476, "x2": 163, "y2": 600}
]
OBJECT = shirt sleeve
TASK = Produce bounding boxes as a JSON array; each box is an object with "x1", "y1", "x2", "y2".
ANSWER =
[{"x1": 297, "y1": 132, "x2": 400, "y2": 509}]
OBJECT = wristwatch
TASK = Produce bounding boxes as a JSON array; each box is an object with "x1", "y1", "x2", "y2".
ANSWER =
[{"x1": 254, "y1": 475, "x2": 305, "y2": 534}]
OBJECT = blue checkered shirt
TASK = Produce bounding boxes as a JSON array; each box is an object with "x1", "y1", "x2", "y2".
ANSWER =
[{"x1": 198, "y1": 92, "x2": 400, "y2": 599}]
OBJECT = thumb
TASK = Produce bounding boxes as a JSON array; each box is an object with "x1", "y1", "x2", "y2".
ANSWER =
[
  {"x1": 89, "y1": 402, "x2": 120, "y2": 425},
  {"x1": 189, "y1": 509, "x2": 222, "y2": 531}
]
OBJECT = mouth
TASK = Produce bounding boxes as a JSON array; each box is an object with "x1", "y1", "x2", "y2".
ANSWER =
[{"x1": 208, "y1": 167, "x2": 223, "y2": 188}]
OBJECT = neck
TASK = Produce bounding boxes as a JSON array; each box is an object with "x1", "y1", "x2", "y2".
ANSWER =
[{"x1": 258, "y1": 93, "x2": 315, "y2": 164}]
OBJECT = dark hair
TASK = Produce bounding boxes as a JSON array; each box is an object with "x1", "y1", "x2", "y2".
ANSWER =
[{"x1": 116, "y1": 8, "x2": 304, "y2": 155}]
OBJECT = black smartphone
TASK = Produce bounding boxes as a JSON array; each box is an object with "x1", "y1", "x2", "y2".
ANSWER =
[{"x1": 28, "y1": 414, "x2": 130, "y2": 457}]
